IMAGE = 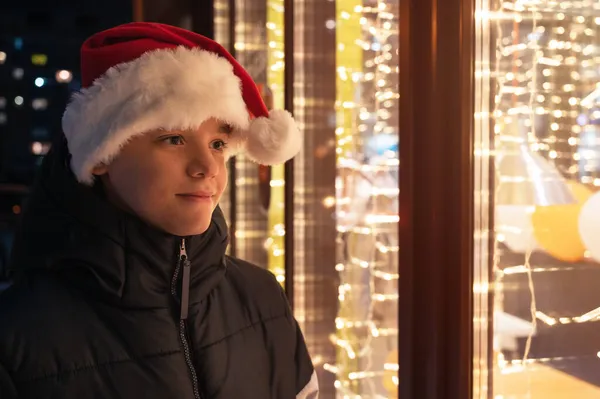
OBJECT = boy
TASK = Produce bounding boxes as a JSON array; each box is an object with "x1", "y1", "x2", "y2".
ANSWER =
[{"x1": 0, "y1": 22, "x2": 317, "y2": 399}]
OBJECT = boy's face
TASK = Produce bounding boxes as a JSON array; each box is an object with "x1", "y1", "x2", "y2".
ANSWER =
[{"x1": 92, "y1": 118, "x2": 231, "y2": 237}]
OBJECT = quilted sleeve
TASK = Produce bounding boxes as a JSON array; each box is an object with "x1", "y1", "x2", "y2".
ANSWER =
[{"x1": 292, "y1": 318, "x2": 319, "y2": 399}]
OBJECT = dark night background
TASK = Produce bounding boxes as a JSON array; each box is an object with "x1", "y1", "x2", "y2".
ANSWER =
[{"x1": 0, "y1": 0, "x2": 133, "y2": 279}]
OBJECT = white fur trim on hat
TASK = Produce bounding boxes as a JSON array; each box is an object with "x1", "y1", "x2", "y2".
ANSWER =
[
  {"x1": 62, "y1": 47, "x2": 251, "y2": 185},
  {"x1": 245, "y1": 109, "x2": 302, "y2": 165}
]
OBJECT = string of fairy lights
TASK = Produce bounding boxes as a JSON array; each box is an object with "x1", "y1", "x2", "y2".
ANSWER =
[
  {"x1": 489, "y1": 0, "x2": 600, "y2": 377},
  {"x1": 224, "y1": 0, "x2": 600, "y2": 396},
  {"x1": 222, "y1": 0, "x2": 399, "y2": 396},
  {"x1": 323, "y1": 0, "x2": 400, "y2": 397},
  {"x1": 493, "y1": 1, "x2": 600, "y2": 182},
  {"x1": 264, "y1": 0, "x2": 286, "y2": 285}
]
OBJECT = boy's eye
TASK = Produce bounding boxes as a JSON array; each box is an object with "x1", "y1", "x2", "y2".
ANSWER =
[
  {"x1": 162, "y1": 135, "x2": 185, "y2": 145},
  {"x1": 211, "y1": 139, "x2": 228, "y2": 151}
]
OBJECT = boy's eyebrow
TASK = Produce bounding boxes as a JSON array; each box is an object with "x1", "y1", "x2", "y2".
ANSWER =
[{"x1": 218, "y1": 123, "x2": 234, "y2": 136}]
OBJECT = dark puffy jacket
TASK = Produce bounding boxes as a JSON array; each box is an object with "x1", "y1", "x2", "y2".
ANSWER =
[{"x1": 0, "y1": 138, "x2": 318, "y2": 399}]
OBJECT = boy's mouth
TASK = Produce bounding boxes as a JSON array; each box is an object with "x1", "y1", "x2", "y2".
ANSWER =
[{"x1": 176, "y1": 191, "x2": 215, "y2": 202}]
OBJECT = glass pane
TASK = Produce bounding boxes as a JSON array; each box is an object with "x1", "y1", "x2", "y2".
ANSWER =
[
  {"x1": 222, "y1": 0, "x2": 399, "y2": 396},
  {"x1": 265, "y1": 0, "x2": 286, "y2": 283},
  {"x1": 213, "y1": 0, "x2": 230, "y2": 52},
  {"x1": 291, "y1": 0, "x2": 338, "y2": 397},
  {"x1": 332, "y1": 1, "x2": 400, "y2": 396},
  {"x1": 292, "y1": 0, "x2": 399, "y2": 397},
  {"x1": 475, "y1": 1, "x2": 600, "y2": 398},
  {"x1": 231, "y1": 0, "x2": 282, "y2": 275},
  {"x1": 213, "y1": 0, "x2": 232, "y2": 239}
]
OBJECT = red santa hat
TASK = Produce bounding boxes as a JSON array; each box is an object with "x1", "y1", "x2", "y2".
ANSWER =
[{"x1": 62, "y1": 22, "x2": 301, "y2": 185}]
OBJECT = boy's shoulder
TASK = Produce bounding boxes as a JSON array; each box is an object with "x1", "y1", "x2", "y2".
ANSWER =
[
  {"x1": 223, "y1": 256, "x2": 291, "y2": 315},
  {"x1": 224, "y1": 255, "x2": 283, "y2": 288}
]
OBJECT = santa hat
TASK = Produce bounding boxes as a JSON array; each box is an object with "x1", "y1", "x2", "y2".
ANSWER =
[{"x1": 62, "y1": 22, "x2": 301, "y2": 185}]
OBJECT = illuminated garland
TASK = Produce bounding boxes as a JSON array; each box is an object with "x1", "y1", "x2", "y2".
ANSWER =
[
  {"x1": 222, "y1": 1, "x2": 399, "y2": 395},
  {"x1": 326, "y1": 0, "x2": 400, "y2": 397},
  {"x1": 265, "y1": 0, "x2": 286, "y2": 284},
  {"x1": 488, "y1": 0, "x2": 600, "y2": 377},
  {"x1": 491, "y1": 2, "x2": 599, "y2": 183}
]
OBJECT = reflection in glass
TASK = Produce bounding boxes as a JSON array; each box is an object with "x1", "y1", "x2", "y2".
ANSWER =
[
  {"x1": 291, "y1": 1, "x2": 338, "y2": 396},
  {"x1": 475, "y1": 1, "x2": 600, "y2": 397},
  {"x1": 231, "y1": 0, "x2": 270, "y2": 267},
  {"x1": 215, "y1": 0, "x2": 283, "y2": 270},
  {"x1": 214, "y1": 0, "x2": 232, "y2": 234},
  {"x1": 213, "y1": 0, "x2": 230, "y2": 52}
]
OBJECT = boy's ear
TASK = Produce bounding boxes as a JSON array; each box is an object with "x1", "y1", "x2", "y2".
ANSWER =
[{"x1": 91, "y1": 163, "x2": 108, "y2": 176}]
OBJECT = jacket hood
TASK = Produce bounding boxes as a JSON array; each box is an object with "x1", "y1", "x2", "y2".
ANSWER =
[{"x1": 8, "y1": 135, "x2": 229, "y2": 309}]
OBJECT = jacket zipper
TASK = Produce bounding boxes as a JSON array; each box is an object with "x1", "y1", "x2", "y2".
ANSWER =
[{"x1": 171, "y1": 238, "x2": 202, "y2": 399}]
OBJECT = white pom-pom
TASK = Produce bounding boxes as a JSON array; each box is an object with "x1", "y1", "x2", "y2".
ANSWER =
[{"x1": 245, "y1": 109, "x2": 302, "y2": 165}]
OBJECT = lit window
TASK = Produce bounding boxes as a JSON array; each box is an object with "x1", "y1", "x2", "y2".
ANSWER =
[
  {"x1": 14, "y1": 38, "x2": 23, "y2": 50},
  {"x1": 31, "y1": 98, "x2": 48, "y2": 111},
  {"x1": 31, "y1": 54, "x2": 47, "y2": 66},
  {"x1": 31, "y1": 141, "x2": 51, "y2": 155},
  {"x1": 56, "y1": 70, "x2": 73, "y2": 83},
  {"x1": 12, "y1": 68, "x2": 24, "y2": 80}
]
